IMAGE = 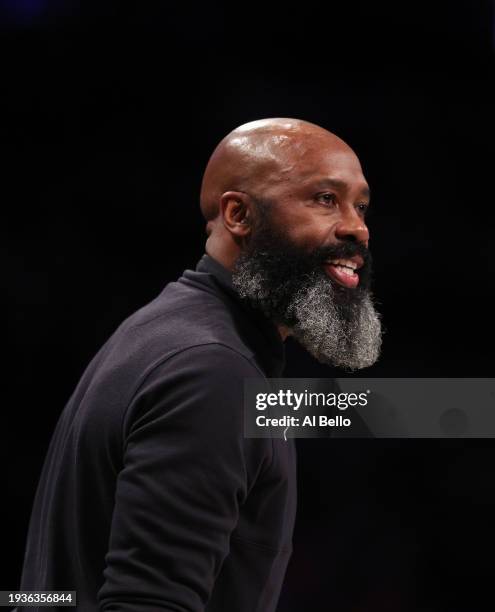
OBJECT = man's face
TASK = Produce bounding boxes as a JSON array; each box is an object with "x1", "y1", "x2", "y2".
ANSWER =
[
  {"x1": 253, "y1": 138, "x2": 371, "y2": 284},
  {"x1": 231, "y1": 139, "x2": 382, "y2": 370}
]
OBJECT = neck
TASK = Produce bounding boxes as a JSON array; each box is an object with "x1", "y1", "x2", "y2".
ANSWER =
[
  {"x1": 205, "y1": 235, "x2": 237, "y2": 272},
  {"x1": 277, "y1": 324, "x2": 290, "y2": 341}
]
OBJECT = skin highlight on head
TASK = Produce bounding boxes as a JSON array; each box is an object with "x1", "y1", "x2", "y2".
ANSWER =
[{"x1": 200, "y1": 118, "x2": 382, "y2": 369}]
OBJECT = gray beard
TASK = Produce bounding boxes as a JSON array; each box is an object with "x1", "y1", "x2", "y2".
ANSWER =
[{"x1": 232, "y1": 256, "x2": 382, "y2": 371}]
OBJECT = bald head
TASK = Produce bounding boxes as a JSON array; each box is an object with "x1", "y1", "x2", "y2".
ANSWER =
[
  {"x1": 200, "y1": 118, "x2": 356, "y2": 225},
  {"x1": 200, "y1": 118, "x2": 369, "y2": 273}
]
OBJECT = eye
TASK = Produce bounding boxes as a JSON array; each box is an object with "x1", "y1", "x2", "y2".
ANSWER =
[
  {"x1": 316, "y1": 192, "x2": 337, "y2": 207},
  {"x1": 356, "y1": 202, "x2": 369, "y2": 215}
]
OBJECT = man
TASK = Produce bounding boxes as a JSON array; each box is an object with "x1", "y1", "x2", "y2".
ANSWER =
[{"x1": 18, "y1": 118, "x2": 382, "y2": 611}]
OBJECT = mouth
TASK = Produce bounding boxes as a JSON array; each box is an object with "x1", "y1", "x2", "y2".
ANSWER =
[{"x1": 323, "y1": 255, "x2": 363, "y2": 289}]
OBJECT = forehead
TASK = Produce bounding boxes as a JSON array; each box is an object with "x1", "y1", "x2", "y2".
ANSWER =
[{"x1": 274, "y1": 138, "x2": 368, "y2": 192}]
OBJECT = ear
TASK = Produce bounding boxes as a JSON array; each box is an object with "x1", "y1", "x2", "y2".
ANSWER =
[{"x1": 219, "y1": 191, "x2": 252, "y2": 238}]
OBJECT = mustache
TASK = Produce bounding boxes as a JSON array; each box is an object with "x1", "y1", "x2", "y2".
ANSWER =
[{"x1": 314, "y1": 240, "x2": 371, "y2": 265}]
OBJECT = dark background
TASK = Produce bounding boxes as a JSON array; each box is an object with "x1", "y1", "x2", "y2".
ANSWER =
[{"x1": 2, "y1": 1, "x2": 494, "y2": 610}]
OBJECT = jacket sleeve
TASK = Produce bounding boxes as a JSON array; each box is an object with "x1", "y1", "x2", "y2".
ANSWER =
[{"x1": 97, "y1": 343, "x2": 271, "y2": 612}]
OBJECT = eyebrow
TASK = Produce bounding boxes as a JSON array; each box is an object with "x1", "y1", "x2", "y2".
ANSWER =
[{"x1": 312, "y1": 178, "x2": 371, "y2": 200}]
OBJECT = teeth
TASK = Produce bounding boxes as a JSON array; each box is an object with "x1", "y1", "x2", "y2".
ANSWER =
[
  {"x1": 327, "y1": 259, "x2": 358, "y2": 271},
  {"x1": 336, "y1": 265, "x2": 355, "y2": 276}
]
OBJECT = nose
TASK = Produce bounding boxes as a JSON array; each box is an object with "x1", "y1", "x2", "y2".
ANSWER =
[{"x1": 335, "y1": 207, "x2": 369, "y2": 246}]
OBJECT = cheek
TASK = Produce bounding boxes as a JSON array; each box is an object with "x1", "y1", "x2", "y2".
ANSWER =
[
  {"x1": 270, "y1": 199, "x2": 337, "y2": 246},
  {"x1": 283, "y1": 217, "x2": 336, "y2": 249}
]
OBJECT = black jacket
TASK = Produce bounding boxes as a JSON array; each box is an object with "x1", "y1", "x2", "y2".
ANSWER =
[{"x1": 18, "y1": 255, "x2": 297, "y2": 612}]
